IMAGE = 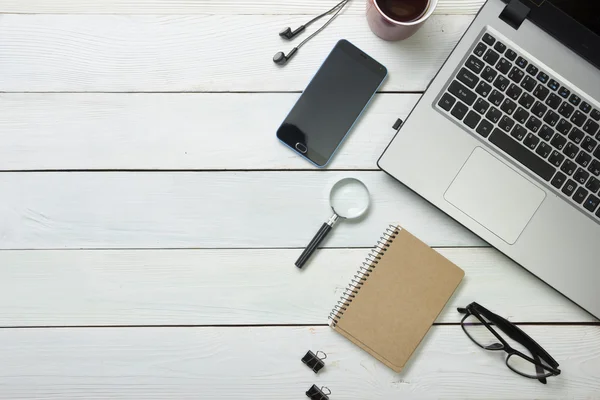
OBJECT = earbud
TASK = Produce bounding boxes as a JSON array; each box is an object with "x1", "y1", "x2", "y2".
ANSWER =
[
  {"x1": 273, "y1": 47, "x2": 298, "y2": 65},
  {"x1": 279, "y1": 25, "x2": 306, "y2": 40}
]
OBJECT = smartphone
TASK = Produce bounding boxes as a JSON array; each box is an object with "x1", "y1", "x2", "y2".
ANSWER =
[{"x1": 276, "y1": 39, "x2": 387, "y2": 167}]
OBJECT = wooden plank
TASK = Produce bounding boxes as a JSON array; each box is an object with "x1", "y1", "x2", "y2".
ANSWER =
[
  {"x1": 0, "y1": 326, "x2": 597, "y2": 398},
  {"x1": 0, "y1": 248, "x2": 594, "y2": 327},
  {"x1": 0, "y1": 171, "x2": 482, "y2": 249},
  {"x1": 0, "y1": 0, "x2": 485, "y2": 15},
  {"x1": 0, "y1": 93, "x2": 416, "y2": 171},
  {"x1": 0, "y1": 14, "x2": 472, "y2": 92}
]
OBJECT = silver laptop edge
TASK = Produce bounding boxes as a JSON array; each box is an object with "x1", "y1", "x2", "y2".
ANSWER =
[{"x1": 379, "y1": 0, "x2": 600, "y2": 318}]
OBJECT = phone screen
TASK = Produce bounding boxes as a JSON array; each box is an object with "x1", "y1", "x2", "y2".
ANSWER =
[{"x1": 277, "y1": 40, "x2": 387, "y2": 167}]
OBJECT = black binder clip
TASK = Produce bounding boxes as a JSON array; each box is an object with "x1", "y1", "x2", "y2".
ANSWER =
[
  {"x1": 306, "y1": 385, "x2": 331, "y2": 400},
  {"x1": 301, "y1": 350, "x2": 327, "y2": 373}
]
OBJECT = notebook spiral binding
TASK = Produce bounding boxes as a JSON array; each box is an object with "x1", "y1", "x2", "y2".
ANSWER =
[{"x1": 328, "y1": 225, "x2": 401, "y2": 327}]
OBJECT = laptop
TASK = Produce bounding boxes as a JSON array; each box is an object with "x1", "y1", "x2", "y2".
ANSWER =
[{"x1": 379, "y1": 0, "x2": 600, "y2": 318}]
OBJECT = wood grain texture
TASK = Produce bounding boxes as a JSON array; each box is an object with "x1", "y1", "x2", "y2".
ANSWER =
[
  {"x1": 0, "y1": 0, "x2": 486, "y2": 15},
  {"x1": 0, "y1": 171, "x2": 484, "y2": 249},
  {"x1": 0, "y1": 248, "x2": 594, "y2": 327},
  {"x1": 0, "y1": 326, "x2": 598, "y2": 399},
  {"x1": 0, "y1": 93, "x2": 416, "y2": 171},
  {"x1": 0, "y1": 14, "x2": 472, "y2": 92}
]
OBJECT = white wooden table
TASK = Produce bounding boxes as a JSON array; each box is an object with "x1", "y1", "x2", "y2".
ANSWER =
[{"x1": 0, "y1": 0, "x2": 599, "y2": 398}]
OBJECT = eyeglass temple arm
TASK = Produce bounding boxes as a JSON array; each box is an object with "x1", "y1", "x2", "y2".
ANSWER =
[{"x1": 475, "y1": 307, "x2": 560, "y2": 369}]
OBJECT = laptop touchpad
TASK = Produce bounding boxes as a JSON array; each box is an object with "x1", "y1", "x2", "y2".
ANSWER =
[{"x1": 444, "y1": 147, "x2": 546, "y2": 245}]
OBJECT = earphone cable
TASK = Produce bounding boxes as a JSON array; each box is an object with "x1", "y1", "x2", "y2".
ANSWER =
[
  {"x1": 297, "y1": 0, "x2": 350, "y2": 50},
  {"x1": 304, "y1": 0, "x2": 350, "y2": 28}
]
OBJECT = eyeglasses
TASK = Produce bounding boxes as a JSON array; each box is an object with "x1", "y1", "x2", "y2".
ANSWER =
[{"x1": 458, "y1": 302, "x2": 561, "y2": 384}]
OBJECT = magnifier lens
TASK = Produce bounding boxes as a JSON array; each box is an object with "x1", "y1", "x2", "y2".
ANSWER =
[{"x1": 330, "y1": 178, "x2": 370, "y2": 219}]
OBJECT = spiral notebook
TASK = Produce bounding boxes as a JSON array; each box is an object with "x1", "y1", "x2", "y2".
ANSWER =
[{"x1": 329, "y1": 225, "x2": 464, "y2": 373}]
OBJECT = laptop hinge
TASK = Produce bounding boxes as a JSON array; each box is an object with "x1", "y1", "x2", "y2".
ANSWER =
[{"x1": 500, "y1": 0, "x2": 531, "y2": 30}]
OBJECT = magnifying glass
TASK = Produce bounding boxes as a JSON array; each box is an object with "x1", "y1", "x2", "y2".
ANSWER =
[{"x1": 296, "y1": 177, "x2": 371, "y2": 268}]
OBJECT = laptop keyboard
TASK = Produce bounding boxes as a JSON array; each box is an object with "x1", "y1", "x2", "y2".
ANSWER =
[{"x1": 437, "y1": 31, "x2": 600, "y2": 222}]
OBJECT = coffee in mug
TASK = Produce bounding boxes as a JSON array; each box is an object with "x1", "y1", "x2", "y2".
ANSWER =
[
  {"x1": 376, "y1": 0, "x2": 430, "y2": 23},
  {"x1": 366, "y1": 0, "x2": 438, "y2": 41}
]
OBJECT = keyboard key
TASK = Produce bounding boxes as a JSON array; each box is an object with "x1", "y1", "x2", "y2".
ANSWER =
[
  {"x1": 475, "y1": 81, "x2": 492, "y2": 97},
  {"x1": 582, "y1": 136, "x2": 597, "y2": 153},
  {"x1": 457, "y1": 68, "x2": 479, "y2": 89},
  {"x1": 561, "y1": 159, "x2": 576, "y2": 176},
  {"x1": 576, "y1": 150, "x2": 592, "y2": 168},
  {"x1": 583, "y1": 120, "x2": 599, "y2": 136},
  {"x1": 518, "y1": 93, "x2": 535, "y2": 109},
  {"x1": 438, "y1": 93, "x2": 456, "y2": 111},
  {"x1": 526, "y1": 115, "x2": 542, "y2": 133},
  {"x1": 500, "y1": 98, "x2": 517, "y2": 115},
  {"x1": 489, "y1": 129, "x2": 555, "y2": 180},
  {"x1": 580, "y1": 102, "x2": 592, "y2": 113},
  {"x1": 520, "y1": 76, "x2": 537, "y2": 92},
  {"x1": 514, "y1": 107, "x2": 529, "y2": 124},
  {"x1": 517, "y1": 57, "x2": 528, "y2": 69},
  {"x1": 543, "y1": 110, "x2": 559, "y2": 127},
  {"x1": 549, "y1": 150, "x2": 565, "y2": 167},
  {"x1": 532, "y1": 101, "x2": 548, "y2": 118},
  {"x1": 523, "y1": 132, "x2": 540, "y2": 150},
  {"x1": 486, "y1": 107, "x2": 502, "y2": 123},
  {"x1": 591, "y1": 109, "x2": 600, "y2": 121},
  {"x1": 533, "y1": 84, "x2": 550, "y2": 101},
  {"x1": 550, "y1": 133, "x2": 567, "y2": 150},
  {"x1": 466, "y1": 56, "x2": 485, "y2": 74},
  {"x1": 482, "y1": 33, "x2": 496, "y2": 46},
  {"x1": 545, "y1": 93, "x2": 562, "y2": 109},
  {"x1": 562, "y1": 179, "x2": 577, "y2": 196},
  {"x1": 476, "y1": 119, "x2": 494, "y2": 138},
  {"x1": 563, "y1": 142, "x2": 578, "y2": 159},
  {"x1": 551, "y1": 171, "x2": 567, "y2": 189},
  {"x1": 510, "y1": 124, "x2": 527, "y2": 141},
  {"x1": 547, "y1": 79, "x2": 560, "y2": 91},
  {"x1": 505, "y1": 49, "x2": 517, "y2": 61},
  {"x1": 483, "y1": 49, "x2": 500, "y2": 66},
  {"x1": 557, "y1": 119, "x2": 572, "y2": 135},
  {"x1": 451, "y1": 102, "x2": 469, "y2": 120},
  {"x1": 569, "y1": 127, "x2": 585, "y2": 144},
  {"x1": 495, "y1": 58, "x2": 511, "y2": 74},
  {"x1": 494, "y1": 41, "x2": 506, "y2": 53},
  {"x1": 589, "y1": 160, "x2": 600, "y2": 177},
  {"x1": 506, "y1": 84, "x2": 523, "y2": 100},
  {"x1": 493, "y1": 75, "x2": 509, "y2": 91},
  {"x1": 507, "y1": 67, "x2": 524, "y2": 84},
  {"x1": 586, "y1": 176, "x2": 600, "y2": 192},
  {"x1": 481, "y1": 66, "x2": 497, "y2": 83},
  {"x1": 558, "y1": 86, "x2": 570, "y2": 98},
  {"x1": 474, "y1": 42, "x2": 487, "y2": 57},
  {"x1": 569, "y1": 94, "x2": 581, "y2": 106},
  {"x1": 573, "y1": 187, "x2": 588, "y2": 204},
  {"x1": 570, "y1": 110, "x2": 586, "y2": 127},
  {"x1": 464, "y1": 111, "x2": 482, "y2": 129},
  {"x1": 537, "y1": 72, "x2": 549, "y2": 83},
  {"x1": 498, "y1": 115, "x2": 515, "y2": 132},
  {"x1": 535, "y1": 141, "x2": 552, "y2": 159},
  {"x1": 584, "y1": 194, "x2": 600, "y2": 213},
  {"x1": 474, "y1": 98, "x2": 490, "y2": 115},
  {"x1": 539, "y1": 125, "x2": 554, "y2": 141},
  {"x1": 489, "y1": 90, "x2": 505, "y2": 107},
  {"x1": 526, "y1": 65, "x2": 539, "y2": 77},
  {"x1": 448, "y1": 81, "x2": 477, "y2": 106},
  {"x1": 574, "y1": 167, "x2": 590, "y2": 185},
  {"x1": 558, "y1": 102, "x2": 575, "y2": 118}
]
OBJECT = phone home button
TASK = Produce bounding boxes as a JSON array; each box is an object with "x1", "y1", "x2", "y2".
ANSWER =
[{"x1": 295, "y1": 142, "x2": 308, "y2": 154}]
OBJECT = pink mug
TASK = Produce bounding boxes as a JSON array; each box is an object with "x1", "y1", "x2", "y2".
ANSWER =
[{"x1": 366, "y1": 0, "x2": 439, "y2": 41}]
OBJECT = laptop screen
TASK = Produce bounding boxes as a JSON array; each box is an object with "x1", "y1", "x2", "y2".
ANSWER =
[{"x1": 546, "y1": 0, "x2": 600, "y2": 37}]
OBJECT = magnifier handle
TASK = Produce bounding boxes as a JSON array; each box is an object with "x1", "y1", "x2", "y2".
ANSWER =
[{"x1": 295, "y1": 223, "x2": 332, "y2": 269}]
